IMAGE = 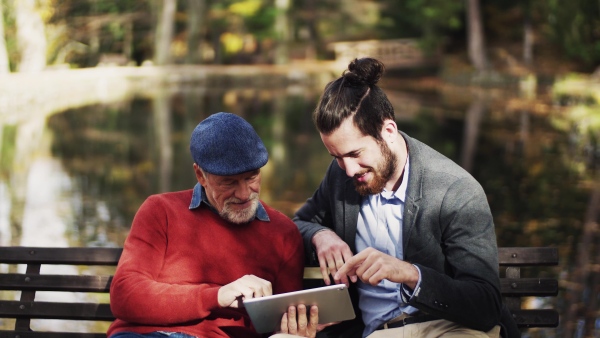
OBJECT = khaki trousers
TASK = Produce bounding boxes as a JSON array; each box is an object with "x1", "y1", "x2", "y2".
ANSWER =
[{"x1": 366, "y1": 319, "x2": 501, "y2": 338}]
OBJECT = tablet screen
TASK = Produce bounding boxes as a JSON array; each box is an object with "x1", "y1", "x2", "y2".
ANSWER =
[{"x1": 243, "y1": 284, "x2": 356, "y2": 334}]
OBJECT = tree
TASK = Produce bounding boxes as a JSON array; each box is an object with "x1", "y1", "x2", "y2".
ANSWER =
[
  {"x1": 274, "y1": 0, "x2": 290, "y2": 65},
  {"x1": 522, "y1": 0, "x2": 533, "y2": 66},
  {"x1": 543, "y1": 0, "x2": 600, "y2": 68},
  {"x1": 0, "y1": 0, "x2": 10, "y2": 73},
  {"x1": 185, "y1": 0, "x2": 206, "y2": 64},
  {"x1": 15, "y1": 0, "x2": 46, "y2": 72},
  {"x1": 562, "y1": 181, "x2": 600, "y2": 338},
  {"x1": 154, "y1": 0, "x2": 176, "y2": 65},
  {"x1": 377, "y1": 0, "x2": 463, "y2": 55},
  {"x1": 466, "y1": 0, "x2": 488, "y2": 72}
]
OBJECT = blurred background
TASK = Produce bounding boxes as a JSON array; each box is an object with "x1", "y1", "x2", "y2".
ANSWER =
[{"x1": 0, "y1": 0, "x2": 599, "y2": 336}]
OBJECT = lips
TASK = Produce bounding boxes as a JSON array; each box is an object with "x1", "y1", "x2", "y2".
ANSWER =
[
  {"x1": 231, "y1": 200, "x2": 252, "y2": 209},
  {"x1": 354, "y1": 171, "x2": 370, "y2": 183}
]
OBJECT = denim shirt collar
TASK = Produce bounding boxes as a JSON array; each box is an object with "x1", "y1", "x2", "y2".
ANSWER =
[{"x1": 189, "y1": 183, "x2": 270, "y2": 222}]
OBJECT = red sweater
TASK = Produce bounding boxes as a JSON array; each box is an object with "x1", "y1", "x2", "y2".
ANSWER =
[{"x1": 107, "y1": 189, "x2": 304, "y2": 337}]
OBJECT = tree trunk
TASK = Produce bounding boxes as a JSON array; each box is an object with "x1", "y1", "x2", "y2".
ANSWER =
[
  {"x1": 460, "y1": 94, "x2": 485, "y2": 172},
  {"x1": 274, "y1": 0, "x2": 290, "y2": 65},
  {"x1": 123, "y1": 21, "x2": 133, "y2": 64},
  {"x1": 466, "y1": 0, "x2": 488, "y2": 72},
  {"x1": 523, "y1": 6, "x2": 533, "y2": 66},
  {"x1": 185, "y1": 0, "x2": 205, "y2": 64},
  {"x1": 15, "y1": 0, "x2": 47, "y2": 72},
  {"x1": 154, "y1": 0, "x2": 176, "y2": 66},
  {"x1": 584, "y1": 242, "x2": 600, "y2": 336},
  {"x1": 0, "y1": 1, "x2": 10, "y2": 73},
  {"x1": 305, "y1": 0, "x2": 318, "y2": 60},
  {"x1": 153, "y1": 90, "x2": 173, "y2": 193},
  {"x1": 563, "y1": 181, "x2": 600, "y2": 338}
]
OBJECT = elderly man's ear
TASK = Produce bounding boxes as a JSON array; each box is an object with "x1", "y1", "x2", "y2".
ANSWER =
[{"x1": 193, "y1": 163, "x2": 206, "y2": 185}]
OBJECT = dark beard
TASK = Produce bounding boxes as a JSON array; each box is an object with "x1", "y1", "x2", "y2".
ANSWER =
[{"x1": 353, "y1": 141, "x2": 398, "y2": 196}]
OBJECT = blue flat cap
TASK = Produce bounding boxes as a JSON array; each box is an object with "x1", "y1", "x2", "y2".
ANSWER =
[{"x1": 190, "y1": 112, "x2": 269, "y2": 176}]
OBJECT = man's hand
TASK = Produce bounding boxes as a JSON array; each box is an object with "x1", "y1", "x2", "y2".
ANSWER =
[
  {"x1": 279, "y1": 304, "x2": 319, "y2": 337},
  {"x1": 312, "y1": 230, "x2": 356, "y2": 286},
  {"x1": 334, "y1": 247, "x2": 419, "y2": 289},
  {"x1": 218, "y1": 275, "x2": 272, "y2": 308}
]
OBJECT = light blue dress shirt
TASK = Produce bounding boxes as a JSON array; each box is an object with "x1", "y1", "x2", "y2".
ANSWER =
[{"x1": 355, "y1": 157, "x2": 421, "y2": 337}]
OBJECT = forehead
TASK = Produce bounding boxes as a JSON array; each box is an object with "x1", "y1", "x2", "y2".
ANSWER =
[
  {"x1": 208, "y1": 169, "x2": 260, "y2": 182},
  {"x1": 320, "y1": 119, "x2": 375, "y2": 156}
]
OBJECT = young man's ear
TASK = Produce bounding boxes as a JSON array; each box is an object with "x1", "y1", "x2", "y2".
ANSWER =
[{"x1": 382, "y1": 119, "x2": 398, "y2": 143}]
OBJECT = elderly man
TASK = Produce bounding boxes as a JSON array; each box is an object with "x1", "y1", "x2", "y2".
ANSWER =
[{"x1": 108, "y1": 112, "x2": 317, "y2": 338}]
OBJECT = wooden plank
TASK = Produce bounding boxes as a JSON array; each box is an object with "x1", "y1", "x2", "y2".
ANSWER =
[
  {"x1": 0, "y1": 247, "x2": 122, "y2": 265},
  {"x1": 511, "y1": 309, "x2": 559, "y2": 328},
  {"x1": 303, "y1": 267, "x2": 322, "y2": 280},
  {"x1": 0, "y1": 246, "x2": 561, "y2": 334},
  {"x1": 0, "y1": 274, "x2": 113, "y2": 293},
  {"x1": 500, "y1": 278, "x2": 558, "y2": 296},
  {"x1": 0, "y1": 301, "x2": 114, "y2": 321},
  {"x1": 0, "y1": 331, "x2": 106, "y2": 338},
  {"x1": 499, "y1": 247, "x2": 558, "y2": 266}
]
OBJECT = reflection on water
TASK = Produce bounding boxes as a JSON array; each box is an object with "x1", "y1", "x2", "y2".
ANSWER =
[
  {"x1": 41, "y1": 87, "x2": 332, "y2": 247},
  {"x1": 1, "y1": 78, "x2": 598, "y2": 335},
  {"x1": 3, "y1": 82, "x2": 592, "y2": 250}
]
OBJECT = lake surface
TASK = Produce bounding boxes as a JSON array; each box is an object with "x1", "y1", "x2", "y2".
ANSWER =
[{"x1": 0, "y1": 75, "x2": 597, "y2": 336}]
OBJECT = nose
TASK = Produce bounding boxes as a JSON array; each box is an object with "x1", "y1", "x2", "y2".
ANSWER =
[
  {"x1": 339, "y1": 158, "x2": 361, "y2": 178},
  {"x1": 233, "y1": 180, "x2": 253, "y2": 201}
]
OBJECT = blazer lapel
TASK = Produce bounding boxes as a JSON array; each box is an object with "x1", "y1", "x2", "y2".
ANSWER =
[
  {"x1": 343, "y1": 177, "x2": 361, "y2": 254},
  {"x1": 401, "y1": 132, "x2": 423, "y2": 252}
]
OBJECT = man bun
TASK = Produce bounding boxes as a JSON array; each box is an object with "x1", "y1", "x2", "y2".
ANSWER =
[{"x1": 342, "y1": 58, "x2": 385, "y2": 87}]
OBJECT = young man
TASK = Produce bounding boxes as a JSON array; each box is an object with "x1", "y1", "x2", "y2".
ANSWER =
[
  {"x1": 294, "y1": 58, "x2": 517, "y2": 338},
  {"x1": 108, "y1": 112, "x2": 318, "y2": 338}
]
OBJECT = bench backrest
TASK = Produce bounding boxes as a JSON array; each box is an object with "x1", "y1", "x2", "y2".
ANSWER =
[{"x1": 0, "y1": 246, "x2": 559, "y2": 337}]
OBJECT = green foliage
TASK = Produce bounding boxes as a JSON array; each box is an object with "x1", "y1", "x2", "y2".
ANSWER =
[
  {"x1": 541, "y1": 0, "x2": 600, "y2": 67},
  {"x1": 2, "y1": 0, "x2": 18, "y2": 71},
  {"x1": 3, "y1": 0, "x2": 600, "y2": 68},
  {"x1": 0, "y1": 124, "x2": 16, "y2": 179},
  {"x1": 377, "y1": 0, "x2": 464, "y2": 54}
]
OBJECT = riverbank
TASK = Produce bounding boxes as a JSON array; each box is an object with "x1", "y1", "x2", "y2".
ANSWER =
[
  {"x1": 0, "y1": 62, "x2": 340, "y2": 125},
  {"x1": 2, "y1": 60, "x2": 598, "y2": 127}
]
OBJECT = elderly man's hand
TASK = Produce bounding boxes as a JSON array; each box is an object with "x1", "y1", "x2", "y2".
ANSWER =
[
  {"x1": 218, "y1": 275, "x2": 272, "y2": 308},
  {"x1": 278, "y1": 304, "x2": 319, "y2": 337}
]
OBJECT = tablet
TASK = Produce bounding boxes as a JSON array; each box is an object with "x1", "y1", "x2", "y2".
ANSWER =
[{"x1": 243, "y1": 284, "x2": 355, "y2": 334}]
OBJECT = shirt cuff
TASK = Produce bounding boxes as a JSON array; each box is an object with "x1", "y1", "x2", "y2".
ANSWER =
[{"x1": 401, "y1": 264, "x2": 422, "y2": 303}]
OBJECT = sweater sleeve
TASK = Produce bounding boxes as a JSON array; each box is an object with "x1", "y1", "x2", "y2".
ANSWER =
[
  {"x1": 109, "y1": 196, "x2": 221, "y2": 325},
  {"x1": 272, "y1": 220, "x2": 305, "y2": 295}
]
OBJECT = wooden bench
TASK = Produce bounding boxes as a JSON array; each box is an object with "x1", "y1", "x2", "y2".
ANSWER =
[{"x1": 0, "y1": 246, "x2": 559, "y2": 337}]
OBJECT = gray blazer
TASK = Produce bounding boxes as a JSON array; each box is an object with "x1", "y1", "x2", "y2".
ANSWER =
[{"x1": 294, "y1": 131, "x2": 502, "y2": 331}]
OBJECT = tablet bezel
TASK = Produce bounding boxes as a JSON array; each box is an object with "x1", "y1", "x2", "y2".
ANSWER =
[{"x1": 243, "y1": 284, "x2": 356, "y2": 334}]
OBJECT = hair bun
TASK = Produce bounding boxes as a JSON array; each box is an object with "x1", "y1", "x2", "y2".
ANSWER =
[{"x1": 342, "y1": 57, "x2": 385, "y2": 87}]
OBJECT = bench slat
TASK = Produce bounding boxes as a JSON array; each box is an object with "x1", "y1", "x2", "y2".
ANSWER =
[
  {"x1": 0, "y1": 301, "x2": 114, "y2": 321},
  {"x1": 511, "y1": 309, "x2": 559, "y2": 328},
  {"x1": 498, "y1": 247, "x2": 558, "y2": 266},
  {"x1": 0, "y1": 246, "x2": 560, "y2": 333},
  {"x1": 0, "y1": 331, "x2": 106, "y2": 338},
  {"x1": 0, "y1": 274, "x2": 112, "y2": 293},
  {"x1": 0, "y1": 247, "x2": 122, "y2": 265},
  {"x1": 500, "y1": 278, "x2": 558, "y2": 296}
]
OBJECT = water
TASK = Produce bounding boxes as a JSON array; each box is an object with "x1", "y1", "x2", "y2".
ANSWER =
[
  {"x1": 0, "y1": 77, "x2": 597, "y2": 335},
  {"x1": 6, "y1": 80, "x2": 591, "y2": 253}
]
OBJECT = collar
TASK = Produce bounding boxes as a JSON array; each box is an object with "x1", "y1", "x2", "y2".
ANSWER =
[
  {"x1": 380, "y1": 154, "x2": 410, "y2": 202},
  {"x1": 189, "y1": 183, "x2": 270, "y2": 222}
]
